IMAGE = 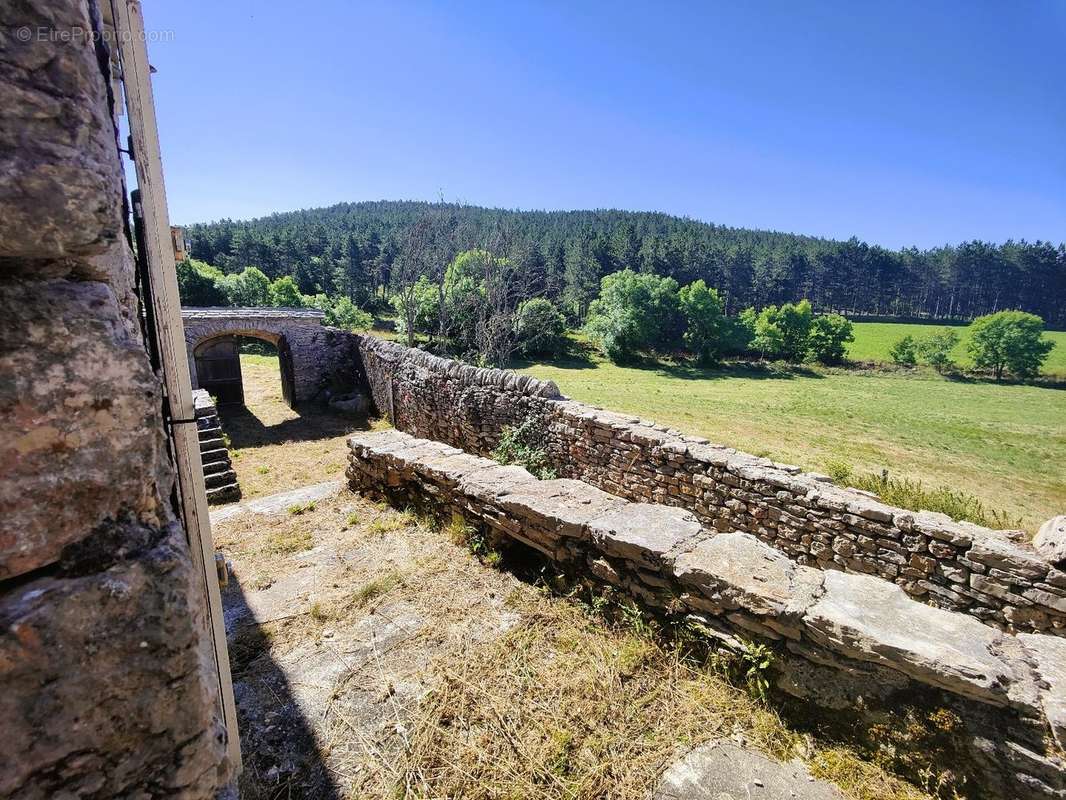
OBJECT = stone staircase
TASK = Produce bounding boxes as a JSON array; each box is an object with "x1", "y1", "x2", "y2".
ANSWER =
[{"x1": 193, "y1": 390, "x2": 241, "y2": 505}]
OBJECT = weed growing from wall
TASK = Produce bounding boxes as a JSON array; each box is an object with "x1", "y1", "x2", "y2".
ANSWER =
[{"x1": 492, "y1": 418, "x2": 557, "y2": 479}]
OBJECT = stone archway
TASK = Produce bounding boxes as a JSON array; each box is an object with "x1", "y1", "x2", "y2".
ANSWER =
[{"x1": 181, "y1": 308, "x2": 329, "y2": 408}]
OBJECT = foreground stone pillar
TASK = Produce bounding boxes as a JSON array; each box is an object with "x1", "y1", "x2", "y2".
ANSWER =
[{"x1": 0, "y1": 2, "x2": 233, "y2": 796}]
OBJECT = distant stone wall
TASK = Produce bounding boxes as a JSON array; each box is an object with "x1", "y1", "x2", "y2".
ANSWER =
[
  {"x1": 354, "y1": 335, "x2": 1066, "y2": 635},
  {"x1": 347, "y1": 429, "x2": 1066, "y2": 800},
  {"x1": 0, "y1": 2, "x2": 231, "y2": 796},
  {"x1": 182, "y1": 307, "x2": 358, "y2": 405}
]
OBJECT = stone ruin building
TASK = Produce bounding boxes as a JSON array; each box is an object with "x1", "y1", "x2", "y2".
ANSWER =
[{"x1": 3, "y1": 2, "x2": 1066, "y2": 799}]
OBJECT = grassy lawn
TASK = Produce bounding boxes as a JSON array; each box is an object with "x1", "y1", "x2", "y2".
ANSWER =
[
  {"x1": 517, "y1": 352, "x2": 1066, "y2": 531},
  {"x1": 849, "y1": 321, "x2": 1066, "y2": 376}
]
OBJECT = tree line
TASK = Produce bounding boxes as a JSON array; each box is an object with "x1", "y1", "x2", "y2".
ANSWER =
[{"x1": 184, "y1": 200, "x2": 1066, "y2": 327}]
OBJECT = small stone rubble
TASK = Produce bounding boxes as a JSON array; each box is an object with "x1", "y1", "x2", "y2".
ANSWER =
[
  {"x1": 354, "y1": 334, "x2": 1066, "y2": 635},
  {"x1": 347, "y1": 428, "x2": 1066, "y2": 799}
]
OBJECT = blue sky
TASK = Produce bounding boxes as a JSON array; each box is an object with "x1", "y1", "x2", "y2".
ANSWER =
[{"x1": 142, "y1": 1, "x2": 1065, "y2": 249}]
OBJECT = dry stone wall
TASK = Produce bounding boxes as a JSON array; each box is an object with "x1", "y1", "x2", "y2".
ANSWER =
[
  {"x1": 1, "y1": 2, "x2": 232, "y2": 796},
  {"x1": 354, "y1": 334, "x2": 1066, "y2": 635},
  {"x1": 347, "y1": 429, "x2": 1066, "y2": 799}
]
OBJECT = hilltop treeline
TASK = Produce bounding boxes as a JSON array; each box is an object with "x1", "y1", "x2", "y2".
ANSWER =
[{"x1": 185, "y1": 201, "x2": 1066, "y2": 327}]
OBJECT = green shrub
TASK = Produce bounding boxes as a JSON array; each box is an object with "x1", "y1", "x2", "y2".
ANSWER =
[
  {"x1": 888, "y1": 335, "x2": 918, "y2": 367},
  {"x1": 217, "y1": 266, "x2": 272, "y2": 306},
  {"x1": 269, "y1": 275, "x2": 305, "y2": 308},
  {"x1": 514, "y1": 297, "x2": 567, "y2": 357},
  {"x1": 678, "y1": 280, "x2": 727, "y2": 365},
  {"x1": 807, "y1": 313, "x2": 854, "y2": 365},
  {"x1": 307, "y1": 294, "x2": 373, "y2": 331},
  {"x1": 176, "y1": 258, "x2": 226, "y2": 306},
  {"x1": 917, "y1": 329, "x2": 959, "y2": 373},
  {"x1": 584, "y1": 269, "x2": 682, "y2": 363},
  {"x1": 967, "y1": 310, "x2": 1055, "y2": 380}
]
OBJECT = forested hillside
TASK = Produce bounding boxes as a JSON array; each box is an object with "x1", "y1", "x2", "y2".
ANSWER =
[{"x1": 186, "y1": 200, "x2": 1066, "y2": 327}]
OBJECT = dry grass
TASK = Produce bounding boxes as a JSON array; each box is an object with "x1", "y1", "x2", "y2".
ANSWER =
[
  {"x1": 389, "y1": 586, "x2": 932, "y2": 800},
  {"x1": 215, "y1": 364, "x2": 939, "y2": 800},
  {"x1": 217, "y1": 355, "x2": 387, "y2": 500}
]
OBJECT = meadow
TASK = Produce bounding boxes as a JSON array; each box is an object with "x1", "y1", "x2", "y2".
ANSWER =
[
  {"x1": 517, "y1": 345, "x2": 1066, "y2": 532},
  {"x1": 848, "y1": 321, "x2": 1066, "y2": 376}
]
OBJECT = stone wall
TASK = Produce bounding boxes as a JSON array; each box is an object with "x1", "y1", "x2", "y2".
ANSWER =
[
  {"x1": 182, "y1": 308, "x2": 362, "y2": 406},
  {"x1": 1, "y1": 2, "x2": 232, "y2": 796},
  {"x1": 354, "y1": 334, "x2": 1066, "y2": 635},
  {"x1": 347, "y1": 429, "x2": 1066, "y2": 800}
]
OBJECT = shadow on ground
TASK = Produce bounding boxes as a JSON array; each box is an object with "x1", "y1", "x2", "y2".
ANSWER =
[
  {"x1": 220, "y1": 404, "x2": 372, "y2": 450},
  {"x1": 224, "y1": 575, "x2": 342, "y2": 800}
]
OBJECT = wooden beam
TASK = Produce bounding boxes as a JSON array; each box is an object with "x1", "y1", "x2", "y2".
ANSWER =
[{"x1": 109, "y1": 0, "x2": 241, "y2": 772}]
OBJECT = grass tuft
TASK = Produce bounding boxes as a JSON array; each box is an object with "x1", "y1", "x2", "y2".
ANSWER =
[
  {"x1": 825, "y1": 460, "x2": 1021, "y2": 529},
  {"x1": 265, "y1": 528, "x2": 313, "y2": 554},
  {"x1": 352, "y1": 571, "x2": 402, "y2": 607}
]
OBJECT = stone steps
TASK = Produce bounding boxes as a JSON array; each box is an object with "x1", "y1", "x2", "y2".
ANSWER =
[
  {"x1": 202, "y1": 459, "x2": 232, "y2": 477},
  {"x1": 197, "y1": 426, "x2": 222, "y2": 442},
  {"x1": 204, "y1": 469, "x2": 238, "y2": 490},
  {"x1": 192, "y1": 390, "x2": 240, "y2": 505},
  {"x1": 200, "y1": 447, "x2": 230, "y2": 466},
  {"x1": 206, "y1": 482, "x2": 241, "y2": 504}
]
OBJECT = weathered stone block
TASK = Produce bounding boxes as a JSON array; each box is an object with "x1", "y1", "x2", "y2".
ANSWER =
[
  {"x1": 0, "y1": 523, "x2": 230, "y2": 797},
  {"x1": 0, "y1": 0, "x2": 126, "y2": 275},
  {"x1": 1035, "y1": 516, "x2": 1066, "y2": 568},
  {"x1": 499, "y1": 478, "x2": 625, "y2": 539},
  {"x1": 1019, "y1": 633, "x2": 1066, "y2": 749},
  {"x1": 0, "y1": 280, "x2": 170, "y2": 580},
  {"x1": 586, "y1": 503, "x2": 702, "y2": 569},
  {"x1": 803, "y1": 571, "x2": 1035, "y2": 709},
  {"x1": 673, "y1": 532, "x2": 822, "y2": 637}
]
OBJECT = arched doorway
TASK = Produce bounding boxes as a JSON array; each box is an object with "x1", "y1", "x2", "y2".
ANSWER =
[
  {"x1": 192, "y1": 333, "x2": 296, "y2": 408},
  {"x1": 194, "y1": 336, "x2": 243, "y2": 405}
]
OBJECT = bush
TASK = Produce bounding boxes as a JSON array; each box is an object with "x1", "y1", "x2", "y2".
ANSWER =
[
  {"x1": 806, "y1": 313, "x2": 853, "y2": 365},
  {"x1": 584, "y1": 269, "x2": 682, "y2": 363},
  {"x1": 176, "y1": 258, "x2": 226, "y2": 306},
  {"x1": 678, "y1": 280, "x2": 726, "y2": 365},
  {"x1": 217, "y1": 266, "x2": 271, "y2": 306},
  {"x1": 889, "y1": 335, "x2": 918, "y2": 367},
  {"x1": 967, "y1": 310, "x2": 1055, "y2": 380},
  {"x1": 773, "y1": 300, "x2": 814, "y2": 362},
  {"x1": 745, "y1": 306, "x2": 783, "y2": 359},
  {"x1": 269, "y1": 275, "x2": 305, "y2": 308},
  {"x1": 917, "y1": 329, "x2": 959, "y2": 373},
  {"x1": 514, "y1": 298, "x2": 566, "y2": 357},
  {"x1": 307, "y1": 294, "x2": 373, "y2": 331}
]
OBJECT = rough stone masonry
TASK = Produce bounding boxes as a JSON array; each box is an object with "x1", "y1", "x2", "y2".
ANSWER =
[
  {"x1": 348, "y1": 428, "x2": 1066, "y2": 800},
  {"x1": 0, "y1": 1, "x2": 232, "y2": 796},
  {"x1": 352, "y1": 334, "x2": 1066, "y2": 636}
]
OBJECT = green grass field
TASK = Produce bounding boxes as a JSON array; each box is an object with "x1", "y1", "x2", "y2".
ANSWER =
[
  {"x1": 849, "y1": 321, "x2": 1066, "y2": 376},
  {"x1": 517, "y1": 351, "x2": 1066, "y2": 532}
]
